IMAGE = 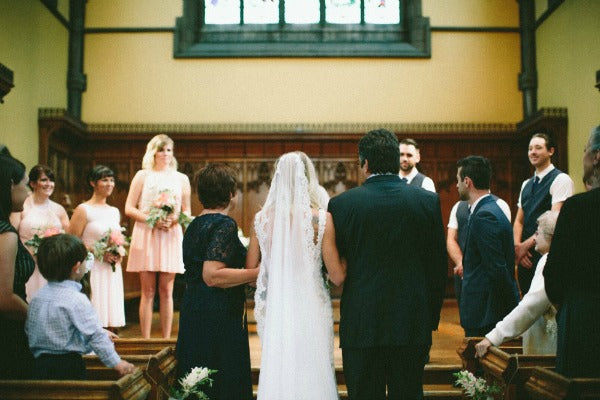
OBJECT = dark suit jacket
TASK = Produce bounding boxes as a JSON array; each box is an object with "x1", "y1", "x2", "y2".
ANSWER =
[
  {"x1": 544, "y1": 188, "x2": 600, "y2": 377},
  {"x1": 328, "y1": 174, "x2": 447, "y2": 348},
  {"x1": 460, "y1": 195, "x2": 519, "y2": 330}
]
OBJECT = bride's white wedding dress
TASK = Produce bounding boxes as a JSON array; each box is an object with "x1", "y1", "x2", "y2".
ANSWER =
[{"x1": 254, "y1": 153, "x2": 338, "y2": 400}]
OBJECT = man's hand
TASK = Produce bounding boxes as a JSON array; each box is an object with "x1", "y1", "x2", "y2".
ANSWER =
[
  {"x1": 515, "y1": 241, "x2": 533, "y2": 268},
  {"x1": 114, "y1": 360, "x2": 136, "y2": 376},
  {"x1": 475, "y1": 338, "x2": 492, "y2": 358}
]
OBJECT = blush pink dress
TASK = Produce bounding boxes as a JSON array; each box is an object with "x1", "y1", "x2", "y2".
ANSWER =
[
  {"x1": 80, "y1": 203, "x2": 125, "y2": 328},
  {"x1": 19, "y1": 196, "x2": 62, "y2": 302},
  {"x1": 126, "y1": 169, "x2": 185, "y2": 274}
]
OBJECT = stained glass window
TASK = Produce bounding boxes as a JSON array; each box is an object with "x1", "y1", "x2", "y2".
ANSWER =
[
  {"x1": 175, "y1": 0, "x2": 430, "y2": 57},
  {"x1": 244, "y1": 0, "x2": 279, "y2": 24},
  {"x1": 285, "y1": 0, "x2": 320, "y2": 24},
  {"x1": 326, "y1": 0, "x2": 360, "y2": 24}
]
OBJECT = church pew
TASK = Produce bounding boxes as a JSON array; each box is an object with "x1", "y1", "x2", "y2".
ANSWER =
[
  {"x1": 0, "y1": 369, "x2": 150, "y2": 400},
  {"x1": 457, "y1": 337, "x2": 523, "y2": 374},
  {"x1": 146, "y1": 346, "x2": 178, "y2": 400},
  {"x1": 525, "y1": 366, "x2": 600, "y2": 399},
  {"x1": 85, "y1": 347, "x2": 176, "y2": 400},
  {"x1": 479, "y1": 346, "x2": 555, "y2": 400},
  {"x1": 112, "y1": 338, "x2": 176, "y2": 355}
]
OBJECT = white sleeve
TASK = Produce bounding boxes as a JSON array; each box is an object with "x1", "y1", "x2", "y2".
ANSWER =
[
  {"x1": 549, "y1": 173, "x2": 574, "y2": 204},
  {"x1": 495, "y1": 198, "x2": 512, "y2": 223},
  {"x1": 485, "y1": 258, "x2": 551, "y2": 346},
  {"x1": 516, "y1": 179, "x2": 529, "y2": 209},
  {"x1": 421, "y1": 177, "x2": 436, "y2": 193},
  {"x1": 447, "y1": 202, "x2": 459, "y2": 229}
]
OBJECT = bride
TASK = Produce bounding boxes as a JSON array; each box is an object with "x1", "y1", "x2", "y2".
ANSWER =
[{"x1": 247, "y1": 152, "x2": 346, "y2": 400}]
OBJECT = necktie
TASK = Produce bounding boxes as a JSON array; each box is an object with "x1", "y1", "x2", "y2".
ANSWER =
[
  {"x1": 400, "y1": 178, "x2": 408, "y2": 184},
  {"x1": 532, "y1": 176, "x2": 540, "y2": 194}
]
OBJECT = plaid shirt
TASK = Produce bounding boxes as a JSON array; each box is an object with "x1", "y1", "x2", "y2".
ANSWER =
[{"x1": 25, "y1": 280, "x2": 121, "y2": 368}]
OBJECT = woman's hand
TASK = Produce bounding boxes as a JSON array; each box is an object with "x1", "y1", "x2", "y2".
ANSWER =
[
  {"x1": 103, "y1": 252, "x2": 121, "y2": 265},
  {"x1": 156, "y1": 215, "x2": 175, "y2": 231},
  {"x1": 475, "y1": 338, "x2": 492, "y2": 358}
]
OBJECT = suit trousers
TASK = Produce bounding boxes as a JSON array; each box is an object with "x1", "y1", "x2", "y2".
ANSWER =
[{"x1": 342, "y1": 345, "x2": 428, "y2": 400}]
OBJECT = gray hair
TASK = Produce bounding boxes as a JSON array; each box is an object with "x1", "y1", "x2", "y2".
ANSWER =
[{"x1": 536, "y1": 210, "x2": 559, "y2": 240}]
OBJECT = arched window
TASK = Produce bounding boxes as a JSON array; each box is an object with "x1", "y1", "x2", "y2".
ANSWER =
[{"x1": 174, "y1": 0, "x2": 430, "y2": 57}]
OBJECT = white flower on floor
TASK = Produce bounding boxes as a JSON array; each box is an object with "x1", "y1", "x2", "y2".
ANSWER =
[{"x1": 170, "y1": 366, "x2": 217, "y2": 400}]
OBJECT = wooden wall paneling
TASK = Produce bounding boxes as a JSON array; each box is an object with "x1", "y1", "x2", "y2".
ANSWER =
[{"x1": 38, "y1": 108, "x2": 569, "y2": 300}]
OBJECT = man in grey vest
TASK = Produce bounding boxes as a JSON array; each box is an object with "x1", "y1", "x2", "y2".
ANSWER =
[
  {"x1": 399, "y1": 138, "x2": 436, "y2": 192},
  {"x1": 513, "y1": 133, "x2": 573, "y2": 295}
]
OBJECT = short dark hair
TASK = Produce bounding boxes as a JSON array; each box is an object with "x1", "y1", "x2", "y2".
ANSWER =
[
  {"x1": 400, "y1": 138, "x2": 419, "y2": 149},
  {"x1": 358, "y1": 129, "x2": 400, "y2": 174},
  {"x1": 531, "y1": 132, "x2": 555, "y2": 151},
  {"x1": 457, "y1": 155, "x2": 492, "y2": 190},
  {"x1": 196, "y1": 163, "x2": 238, "y2": 209},
  {"x1": 0, "y1": 154, "x2": 26, "y2": 221},
  {"x1": 87, "y1": 165, "x2": 115, "y2": 189},
  {"x1": 28, "y1": 165, "x2": 55, "y2": 188},
  {"x1": 37, "y1": 234, "x2": 87, "y2": 282}
]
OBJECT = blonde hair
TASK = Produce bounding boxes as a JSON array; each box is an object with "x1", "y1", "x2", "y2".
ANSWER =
[
  {"x1": 295, "y1": 151, "x2": 322, "y2": 209},
  {"x1": 141, "y1": 134, "x2": 178, "y2": 170}
]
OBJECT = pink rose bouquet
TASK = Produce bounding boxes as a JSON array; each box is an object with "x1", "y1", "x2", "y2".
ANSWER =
[
  {"x1": 24, "y1": 226, "x2": 63, "y2": 255},
  {"x1": 146, "y1": 189, "x2": 177, "y2": 228},
  {"x1": 93, "y1": 227, "x2": 130, "y2": 272}
]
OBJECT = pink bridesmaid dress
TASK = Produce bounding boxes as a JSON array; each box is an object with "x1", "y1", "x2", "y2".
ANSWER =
[
  {"x1": 80, "y1": 203, "x2": 125, "y2": 328},
  {"x1": 19, "y1": 197, "x2": 62, "y2": 302}
]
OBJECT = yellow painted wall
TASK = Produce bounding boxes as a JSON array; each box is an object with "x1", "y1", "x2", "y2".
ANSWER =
[
  {"x1": 0, "y1": 1, "x2": 68, "y2": 168},
  {"x1": 536, "y1": 0, "x2": 600, "y2": 193},
  {"x1": 82, "y1": 1, "x2": 522, "y2": 124}
]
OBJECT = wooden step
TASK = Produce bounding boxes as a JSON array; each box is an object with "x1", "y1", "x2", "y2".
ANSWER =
[
  {"x1": 251, "y1": 384, "x2": 463, "y2": 399},
  {"x1": 251, "y1": 364, "x2": 461, "y2": 386}
]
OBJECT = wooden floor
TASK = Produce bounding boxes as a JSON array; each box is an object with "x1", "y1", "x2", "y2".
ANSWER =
[{"x1": 119, "y1": 298, "x2": 464, "y2": 368}]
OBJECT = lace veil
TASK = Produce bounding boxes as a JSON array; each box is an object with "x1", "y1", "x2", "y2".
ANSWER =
[{"x1": 253, "y1": 152, "x2": 337, "y2": 398}]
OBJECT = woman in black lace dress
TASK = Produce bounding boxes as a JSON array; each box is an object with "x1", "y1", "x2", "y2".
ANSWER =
[
  {"x1": 176, "y1": 164, "x2": 258, "y2": 399},
  {"x1": 0, "y1": 153, "x2": 35, "y2": 379}
]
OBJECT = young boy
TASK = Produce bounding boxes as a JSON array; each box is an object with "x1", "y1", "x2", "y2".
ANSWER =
[{"x1": 25, "y1": 234, "x2": 135, "y2": 380}]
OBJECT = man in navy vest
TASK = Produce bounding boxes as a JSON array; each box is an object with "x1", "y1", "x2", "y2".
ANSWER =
[
  {"x1": 456, "y1": 156, "x2": 519, "y2": 337},
  {"x1": 447, "y1": 194, "x2": 511, "y2": 307},
  {"x1": 513, "y1": 133, "x2": 573, "y2": 295},
  {"x1": 398, "y1": 138, "x2": 436, "y2": 192}
]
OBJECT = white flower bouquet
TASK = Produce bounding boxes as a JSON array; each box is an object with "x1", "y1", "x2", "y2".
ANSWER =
[
  {"x1": 169, "y1": 367, "x2": 217, "y2": 400},
  {"x1": 454, "y1": 370, "x2": 501, "y2": 400}
]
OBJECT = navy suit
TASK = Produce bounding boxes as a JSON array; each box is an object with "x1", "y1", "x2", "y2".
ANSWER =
[
  {"x1": 460, "y1": 195, "x2": 519, "y2": 336},
  {"x1": 329, "y1": 175, "x2": 447, "y2": 399}
]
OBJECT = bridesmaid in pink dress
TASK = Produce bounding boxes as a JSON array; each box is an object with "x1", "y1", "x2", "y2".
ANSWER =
[
  {"x1": 125, "y1": 134, "x2": 191, "y2": 338},
  {"x1": 11, "y1": 165, "x2": 69, "y2": 302},
  {"x1": 69, "y1": 165, "x2": 125, "y2": 330}
]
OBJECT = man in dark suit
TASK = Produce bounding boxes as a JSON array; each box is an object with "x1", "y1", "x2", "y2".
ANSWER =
[
  {"x1": 544, "y1": 126, "x2": 600, "y2": 378},
  {"x1": 328, "y1": 129, "x2": 447, "y2": 400},
  {"x1": 456, "y1": 156, "x2": 519, "y2": 337}
]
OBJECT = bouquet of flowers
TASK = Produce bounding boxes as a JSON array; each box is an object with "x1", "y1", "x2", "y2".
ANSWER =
[
  {"x1": 146, "y1": 189, "x2": 177, "y2": 228},
  {"x1": 178, "y1": 212, "x2": 194, "y2": 230},
  {"x1": 92, "y1": 227, "x2": 130, "y2": 272},
  {"x1": 169, "y1": 367, "x2": 217, "y2": 400},
  {"x1": 24, "y1": 226, "x2": 62, "y2": 255},
  {"x1": 454, "y1": 370, "x2": 502, "y2": 400}
]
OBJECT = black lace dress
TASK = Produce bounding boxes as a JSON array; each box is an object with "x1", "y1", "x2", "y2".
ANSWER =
[
  {"x1": 0, "y1": 220, "x2": 35, "y2": 379},
  {"x1": 176, "y1": 213, "x2": 252, "y2": 399}
]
